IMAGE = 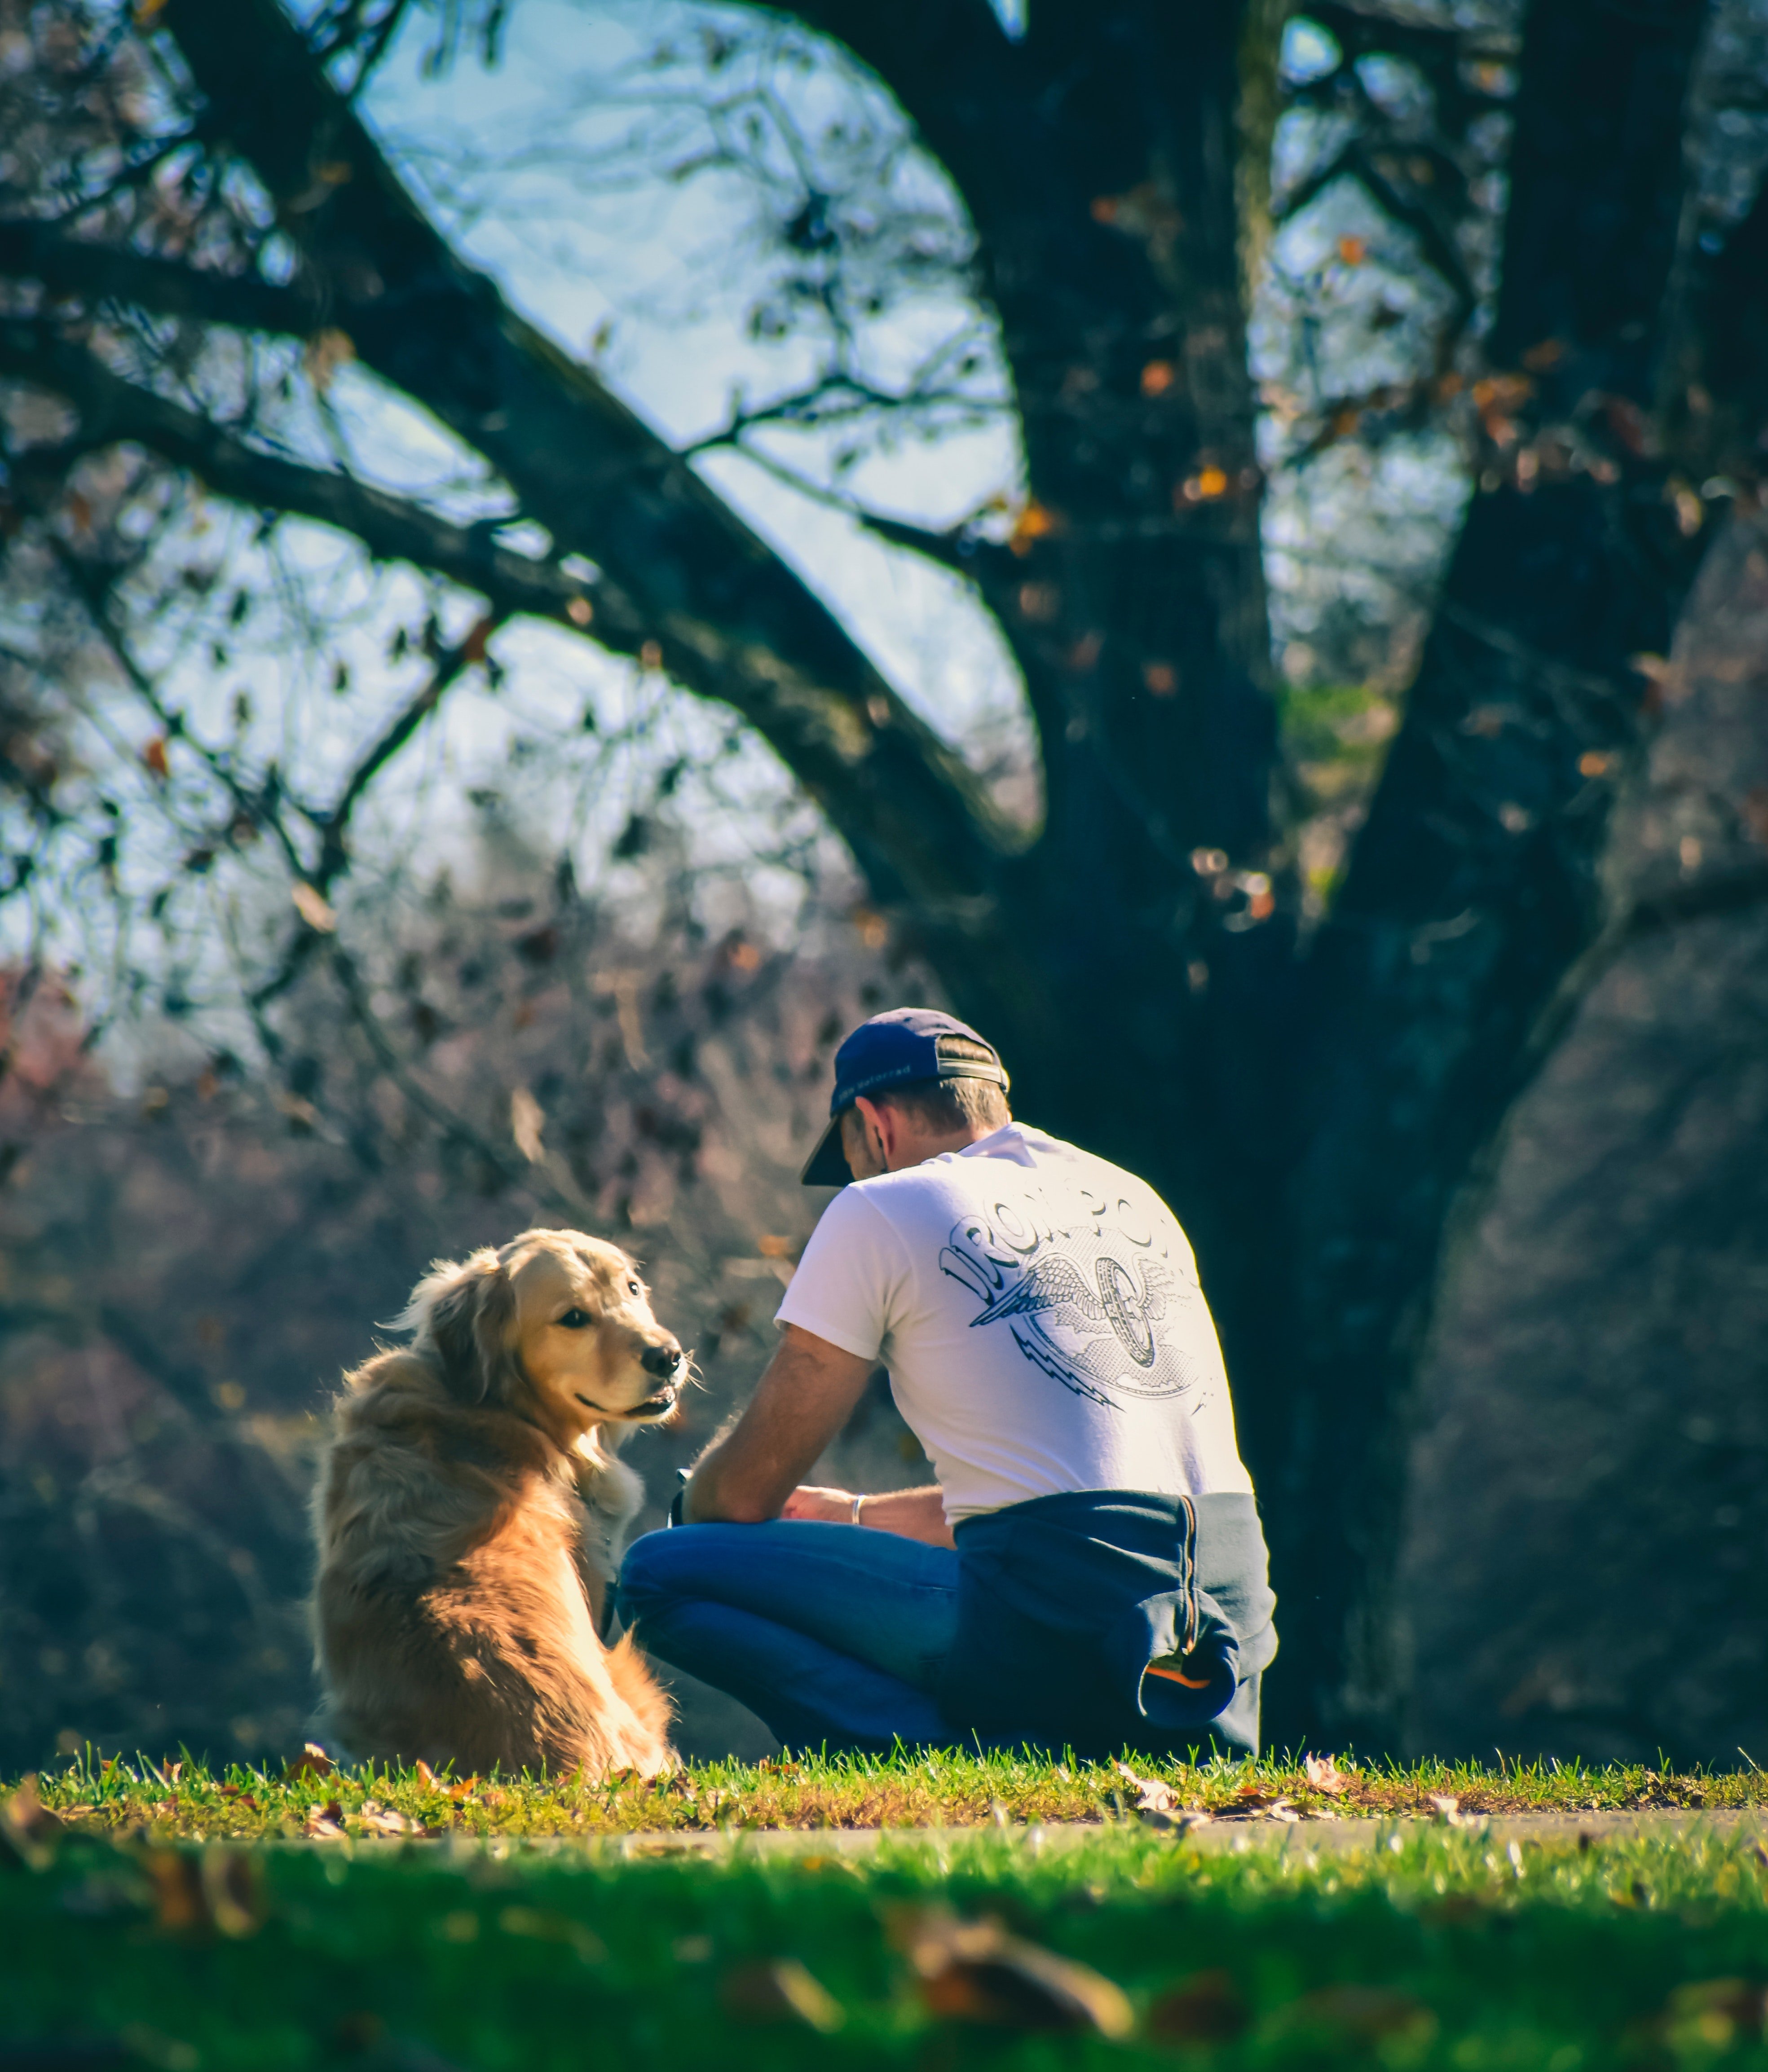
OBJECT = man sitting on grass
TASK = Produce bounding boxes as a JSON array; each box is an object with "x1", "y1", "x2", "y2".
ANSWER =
[{"x1": 616, "y1": 1007, "x2": 1276, "y2": 1758}]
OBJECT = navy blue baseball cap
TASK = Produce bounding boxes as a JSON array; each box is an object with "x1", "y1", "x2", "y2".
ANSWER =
[{"x1": 800, "y1": 1007, "x2": 1010, "y2": 1185}]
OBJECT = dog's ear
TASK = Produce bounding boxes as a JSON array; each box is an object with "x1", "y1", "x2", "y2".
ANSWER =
[{"x1": 413, "y1": 1254, "x2": 520, "y2": 1406}]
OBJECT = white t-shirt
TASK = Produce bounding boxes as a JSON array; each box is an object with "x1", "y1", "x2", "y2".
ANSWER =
[{"x1": 775, "y1": 1122, "x2": 1254, "y2": 1523}]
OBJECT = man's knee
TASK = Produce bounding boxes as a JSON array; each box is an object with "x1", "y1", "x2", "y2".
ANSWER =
[
  {"x1": 614, "y1": 1520, "x2": 735, "y2": 1625},
  {"x1": 613, "y1": 1524, "x2": 679, "y2": 1626}
]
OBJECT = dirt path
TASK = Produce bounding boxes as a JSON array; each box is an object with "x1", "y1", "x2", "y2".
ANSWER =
[{"x1": 603, "y1": 1807, "x2": 1766, "y2": 1860}]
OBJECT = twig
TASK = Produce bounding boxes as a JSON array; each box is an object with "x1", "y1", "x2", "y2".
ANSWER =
[{"x1": 250, "y1": 615, "x2": 507, "y2": 1011}]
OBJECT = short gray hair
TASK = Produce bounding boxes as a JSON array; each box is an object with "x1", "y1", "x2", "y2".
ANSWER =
[{"x1": 873, "y1": 1034, "x2": 1010, "y2": 1133}]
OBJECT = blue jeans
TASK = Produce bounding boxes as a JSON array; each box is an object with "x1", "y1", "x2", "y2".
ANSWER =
[{"x1": 615, "y1": 1522, "x2": 961, "y2": 1754}]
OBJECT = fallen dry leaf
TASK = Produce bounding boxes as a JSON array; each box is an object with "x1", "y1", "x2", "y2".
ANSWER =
[
  {"x1": 144, "y1": 1851, "x2": 207, "y2": 1933},
  {"x1": 1139, "y1": 1806, "x2": 1214, "y2": 1836},
  {"x1": 1303, "y1": 1754, "x2": 1350, "y2": 1796},
  {"x1": 1279, "y1": 1985, "x2": 1438, "y2": 2047},
  {"x1": 1146, "y1": 1969, "x2": 1251, "y2": 2043},
  {"x1": 137, "y1": 1844, "x2": 262, "y2": 1941},
  {"x1": 498, "y1": 1906, "x2": 606, "y2": 1963},
  {"x1": 1421, "y1": 1893, "x2": 1488, "y2": 1926},
  {"x1": 5, "y1": 1778, "x2": 63, "y2": 1843},
  {"x1": 1231, "y1": 1785, "x2": 1287, "y2": 1815},
  {"x1": 200, "y1": 1849, "x2": 264, "y2": 1938},
  {"x1": 0, "y1": 1778, "x2": 64, "y2": 1869},
  {"x1": 413, "y1": 1760, "x2": 437, "y2": 1788},
  {"x1": 303, "y1": 327, "x2": 356, "y2": 393},
  {"x1": 284, "y1": 1743, "x2": 332, "y2": 1782},
  {"x1": 510, "y1": 1086, "x2": 547, "y2": 1164},
  {"x1": 356, "y1": 1801, "x2": 419, "y2": 1838},
  {"x1": 303, "y1": 1800, "x2": 347, "y2": 1841},
  {"x1": 1113, "y1": 1760, "x2": 1178, "y2": 1813},
  {"x1": 892, "y1": 1908, "x2": 1133, "y2": 2037},
  {"x1": 720, "y1": 1959, "x2": 844, "y2": 2032},
  {"x1": 1007, "y1": 499, "x2": 1061, "y2": 555},
  {"x1": 1663, "y1": 1979, "x2": 1768, "y2": 2048},
  {"x1": 291, "y1": 881, "x2": 338, "y2": 934}
]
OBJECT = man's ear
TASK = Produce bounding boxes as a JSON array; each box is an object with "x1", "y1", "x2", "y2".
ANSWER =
[{"x1": 425, "y1": 1257, "x2": 518, "y2": 1405}]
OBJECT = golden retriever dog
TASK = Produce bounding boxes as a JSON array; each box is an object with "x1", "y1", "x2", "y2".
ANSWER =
[{"x1": 311, "y1": 1227, "x2": 684, "y2": 1777}]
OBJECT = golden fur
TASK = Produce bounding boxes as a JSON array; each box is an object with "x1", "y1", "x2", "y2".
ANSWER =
[{"x1": 311, "y1": 1227, "x2": 683, "y2": 1777}]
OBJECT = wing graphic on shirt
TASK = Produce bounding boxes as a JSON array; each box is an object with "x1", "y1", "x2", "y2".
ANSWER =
[
  {"x1": 967, "y1": 1254, "x2": 1103, "y2": 1328},
  {"x1": 939, "y1": 1212, "x2": 1205, "y2": 1408}
]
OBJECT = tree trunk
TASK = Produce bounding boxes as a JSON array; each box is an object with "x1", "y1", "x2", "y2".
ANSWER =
[
  {"x1": 1270, "y1": 0, "x2": 1712, "y2": 1746},
  {"x1": 803, "y1": 0, "x2": 1294, "y2": 1448}
]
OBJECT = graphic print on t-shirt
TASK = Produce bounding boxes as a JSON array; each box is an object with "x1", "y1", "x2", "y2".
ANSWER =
[{"x1": 936, "y1": 1192, "x2": 1208, "y2": 1409}]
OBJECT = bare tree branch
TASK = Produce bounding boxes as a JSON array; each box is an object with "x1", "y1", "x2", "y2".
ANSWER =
[
  {"x1": 1273, "y1": 143, "x2": 1478, "y2": 352},
  {"x1": 41, "y1": 530, "x2": 310, "y2": 880}
]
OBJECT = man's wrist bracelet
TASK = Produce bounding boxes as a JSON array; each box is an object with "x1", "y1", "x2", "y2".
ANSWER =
[{"x1": 850, "y1": 1493, "x2": 866, "y2": 1527}]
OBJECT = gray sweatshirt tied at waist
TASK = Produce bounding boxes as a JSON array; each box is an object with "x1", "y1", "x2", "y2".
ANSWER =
[{"x1": 936, "y1": 1488, "x2": 1278, "y2": 1758}]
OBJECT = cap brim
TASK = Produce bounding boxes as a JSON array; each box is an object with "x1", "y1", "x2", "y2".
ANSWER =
[{"x1": 800, "y1": 1114, "x2": 853, "y2": 1187}]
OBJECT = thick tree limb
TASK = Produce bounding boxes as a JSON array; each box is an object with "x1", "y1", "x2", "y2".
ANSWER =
[
  {"x1": 0, "y1": 318, "x2": 605, "y2": 625},
  {"x1": 150, "y1": 0, "x2": 1023, "y2": 928},
  {"x1": 0, "y1": 219, "x2": 321, "y2": 335}
]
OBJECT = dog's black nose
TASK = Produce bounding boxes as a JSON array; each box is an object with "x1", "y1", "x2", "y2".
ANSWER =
[{"x1": 641, "y1": 1339, "x2": 683, "y2": 1379}]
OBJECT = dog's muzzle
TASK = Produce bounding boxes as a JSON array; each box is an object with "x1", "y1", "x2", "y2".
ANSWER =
[{"x1": 627, "y1": 1340, "x2": 684, "y2": 1418}]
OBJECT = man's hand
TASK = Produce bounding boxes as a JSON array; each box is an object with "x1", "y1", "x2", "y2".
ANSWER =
[
  {"x1": 780, "y1": 1482, "x2": 954, "y2": 1547},
  {"x1": 779, "y1": 1485, "x2": 855, "y2": 1523}
]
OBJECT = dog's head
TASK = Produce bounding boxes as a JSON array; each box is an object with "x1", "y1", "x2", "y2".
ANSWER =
[{"x1": 397, "y1": 1227, "x2": 685, "y2": 1443}]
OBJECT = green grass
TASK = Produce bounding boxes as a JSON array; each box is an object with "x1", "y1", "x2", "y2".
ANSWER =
[
  {"x1": 3, "y1": 1792, "x2": 1766, "y2": 2070},
  {"x1": 25, "y1": 1750, "x2": 1768, "y2": 1843}
]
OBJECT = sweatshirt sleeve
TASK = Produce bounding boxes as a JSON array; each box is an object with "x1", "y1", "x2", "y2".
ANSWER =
[{"x1": 774, "y1": 1187, "x2": 907, "y2": 1363}]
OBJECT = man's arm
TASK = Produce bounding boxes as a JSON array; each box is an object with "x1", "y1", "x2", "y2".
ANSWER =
[{"x1": 683, "y1": 1324, "x2": 874, "y2": 1525}]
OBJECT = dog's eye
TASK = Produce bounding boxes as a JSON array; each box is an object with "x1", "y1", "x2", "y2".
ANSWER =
[
  {"x1": 627, "y1": 1278, "x2": 642, "y2": 1297},
  {"x1": 556, "y1": 1308, "x2": 591, "y2": 1330}
]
